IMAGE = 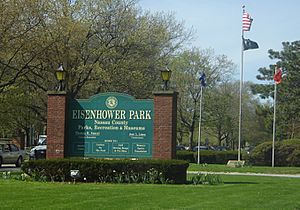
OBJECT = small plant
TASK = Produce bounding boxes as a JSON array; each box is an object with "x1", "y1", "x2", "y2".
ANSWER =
[
  {"x1": 30, "y1": 170, "x2": 48, "y2": 182},
  {"x1": 191, "y1": 173, "x2": 204, "y2": 185},
  {"x1": 191, "y1": 173, "x2": 223, "y2": 185},
  {"x1": 2, "y1": 172, "x2": 11, "y2": 179},
  {"x1": 144, "y1": 168, "x2": 171, "y2": 184},
  {"x1": 114, "y1": 172, "x2": 126, "y2": 183},
  {"x1": 129, "y1": 173, "x2": 141, "y2": 183},
  {"x1": 12, "y1": 173, "x2": 32, "y2": 181},
  {"x1": 20, "y1": 173, "x2": 31, "y2": 181},
  {"x1": 147, "y1": 168, "x2": 160, "y2": 184},
  {"x1": 57, "y1": 168, "x2": 66, "y2": 182},
  {"x1": 204, "y1": 174, "x2": 223, "y2": 185}
]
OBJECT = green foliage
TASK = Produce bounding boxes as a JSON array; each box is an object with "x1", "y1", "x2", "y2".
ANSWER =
[
  {"x1": 0, "y1": 171, "x2": 34, "y2": 182},
  {"x1": 171, "y1": 48, "x2": 261, "y2": 149},
  {"x1": 287, "y1": 149, "x2": 300, "y2": 166},
  {"x1": 1, "y1": 172, "x2": 12, "y2": 179},
  {"x1": 252, "y1": 41, "x2": 300, "y2": 139},
  {"x1": 0, "y1": 0, "x2": 192, "y2": 138},
  {"x1": 176, "y1": 150, "x2": 239, "y2": 164},
  {"x1": 249, "y1": 142, "x2": 272, "y2": 166},
  {"x1": 169, "y1": 48, "x2": 235, "y2": 149},
  {"x1": 191, "y1": 173, "x2": 223, "y2": 185},
  {"x1": 176, "y1": 150, "x2": 195, "y2": 162},
  {"x1": 21, "y1": 159, "x2": 189, "y2": 184},
  {"x1": 204, "y1": 82, "x2": 239, "y2": 147},
  {"x1": 194, "y1": 151, "x2": 239, "y2": 164},
  {"x1": 250, "y1": 139, "x2": 300, "y2": 166}
]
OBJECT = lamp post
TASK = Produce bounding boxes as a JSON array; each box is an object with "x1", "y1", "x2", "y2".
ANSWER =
[
  {"x1": 160, "y1": 68, "x2": 172, "y2": 90},
  {"x1": 55, "y1": 65, "x2": 66, "y2": 91}
]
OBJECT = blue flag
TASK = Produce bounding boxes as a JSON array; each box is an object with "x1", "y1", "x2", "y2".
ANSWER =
[{"x1": 199, "y1": 73, "x2": 206, "y2": 87}]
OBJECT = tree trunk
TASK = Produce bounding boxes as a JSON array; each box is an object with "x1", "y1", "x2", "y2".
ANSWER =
[
  {"x1": 177, "y1": 129, "x2": 183, "y2": 145},
  {"x1": 218, "y1": 130, "x2": 222, "y2": 146},
  {"x1": 188, "y1": 128, "x2": 194, "y2": 150}
]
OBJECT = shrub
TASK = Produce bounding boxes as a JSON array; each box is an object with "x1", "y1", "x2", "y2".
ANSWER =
[
  {"x1": 21, "y1": 158, "x2": 189, "y2": 184},
  {"x1": 200, "y1": 151, "x2": 240, "y2": 164},
  {"x1": 250, "y1": 142, "x2": 272, "y2": 166},
  {"x1": 176, "y1": 150, "x2": 240, "y2": 164},
  {"x1": 287, "y1": 150, "x2": 300, "y2": 166},
  {"x1": 191, "y1": 173, "x2": 223, "y2": 185},
  {"x1": 276, "y1": 144, "x2": 300, "y2": 166},
  {"x1": 250, "y1": 139, "x2": 300, "y2": 166},
  {"x1": 176, "y1": 151, "x2": 194, "y2": 162}
]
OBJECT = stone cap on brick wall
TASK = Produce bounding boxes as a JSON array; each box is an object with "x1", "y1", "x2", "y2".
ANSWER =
[
  {"x1": 47, "y1": 91, "x2": 67, "y2": 95},
  {"x1": 153, "y1": 91, "x2": 178, "y2": 96}
]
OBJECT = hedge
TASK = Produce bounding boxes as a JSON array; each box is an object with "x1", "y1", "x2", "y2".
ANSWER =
[
  {"x1": 176, "y1": 150, "x2": 241, "y2": 164},
  {"x1": 175, "y1": 151, "x2": 195, "y2": 162},
  {"x1": 21, "y1": 158, "x2": 189, "y2": 184},
  {"x1": 250, "y1": 139, "x2": 300, "y2": 166}
]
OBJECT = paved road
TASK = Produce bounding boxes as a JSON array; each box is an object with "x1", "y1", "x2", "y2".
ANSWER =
[
  {"x1": 188, "y1": 171, "x2": 300, "y2": 178},
  {"x1": 0, "y1": 164, "x2": 21, "y2": 172}
]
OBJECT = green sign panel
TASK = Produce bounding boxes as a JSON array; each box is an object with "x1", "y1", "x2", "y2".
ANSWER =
[{"x1": 67, "y1": 93, "x2": 153, "y2": 158}]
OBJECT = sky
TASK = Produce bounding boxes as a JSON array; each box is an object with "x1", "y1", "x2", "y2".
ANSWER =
[{"x1": 138, "y1": 0, "x2": 300, "y2": 83}]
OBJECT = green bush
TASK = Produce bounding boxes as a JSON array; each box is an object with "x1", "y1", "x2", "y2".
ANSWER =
[
  {"x1": 287, "y1": 150, "x2": 300, "y2": 166},
  {"x1": 250, "y1": 142, "x2": 272, "y2": 166},
  {"x1": 176, "y1": 150, "x2": 239, "y2": 164},
  {"x1": 176, "y1": 151, "x2": 194, "y2": 162},
  {"x1": 195, "y1": 151, "x2": 239, "y2": 164},
  {"x1": 21, "y1": 158, "x2": 189, "y2": 184},
  {"x1": 191, "y1": 173, "x2": 223, "y2": 185},
  {"x1": 250, "y1": 139, "x2": 300, "y2": 166}
]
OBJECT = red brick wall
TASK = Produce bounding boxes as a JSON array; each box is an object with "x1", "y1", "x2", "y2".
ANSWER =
[
  {"x1": 153, "y1": 91, "x2": 178, "y2": 159},
  {"x1": 46, "y1": 92, "x2": 67, "y2": 159}
]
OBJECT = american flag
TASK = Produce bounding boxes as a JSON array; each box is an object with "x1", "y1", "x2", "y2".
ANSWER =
[{"x1": 242, "y1": 11, "x2": 252, "y2": 31}]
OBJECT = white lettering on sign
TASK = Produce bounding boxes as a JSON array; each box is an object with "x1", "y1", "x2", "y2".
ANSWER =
[
  {"x1": 72, "y1": 110, "x2": 126, "y2": 120},
  {"x1": 72, "y1": 109, "x2": 151, "y2": 120},
  {"x1": 129, "y1": 110, "x2": 151, "y2": 120}
]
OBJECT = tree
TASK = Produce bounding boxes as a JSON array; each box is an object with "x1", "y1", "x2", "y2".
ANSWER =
[
  {"x1": 170, "y1": 48, "x2": 235, "y2": 149},
  {"x1": 0, "y1": 84, "x2": 44, "y2": 146},
  {"x1": 0, "y1": 0, "x2": 51, "y2": 93},
  {"x1": 19, "y1": 0, "x2": 192, "y2": 99},
  {"x1": 204, "y1": 82, "x2": 239, "y2": 148},
  {"x1": 0, "y1": 0, "x2": 192, "y2": 140},
  {"x1": 204, "y1": 80, "x2": 266, "y2": 149},
  {"x1": 252, "y1": 41, "x2": 300, "y2": 139}
]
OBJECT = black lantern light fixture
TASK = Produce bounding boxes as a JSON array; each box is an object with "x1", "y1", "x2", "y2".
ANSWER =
[
  {"x1": 55, "y1": 64, "x2": 66, "y2": 91},
  {"x1": 160, "y1": 67, "x2": 172, "y2": 91}
]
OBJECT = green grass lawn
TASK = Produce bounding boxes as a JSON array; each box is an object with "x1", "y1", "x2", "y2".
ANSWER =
[
  {"x1": 1, "y1": 175, "x2": 300, "y2": 210},
  {"x1": 188, "y1": 163, "x2": 300, "y2": 174}
]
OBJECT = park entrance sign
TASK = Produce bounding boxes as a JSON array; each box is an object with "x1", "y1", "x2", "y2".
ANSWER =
[
  {"x1": 68, "y1": 93, "x2": 153, "y2": 158},
  {"x1": 47, "y1": 91, "x2": 177, "y2": 160}
]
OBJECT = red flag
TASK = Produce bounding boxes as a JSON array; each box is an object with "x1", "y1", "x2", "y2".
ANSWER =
[
  {"x1": 242, "y1": 12, "x2": 252, "y2": 31},
  {"x1": 274, "y1": 67, "x2": 282, "y2": 84}
]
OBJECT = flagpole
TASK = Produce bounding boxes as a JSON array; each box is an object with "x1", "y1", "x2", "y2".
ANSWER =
[
  {"x1": 272, "y1": 66, "x2": 277, "y2": 167},
  {"x1": 238, "y1": 6, "x2": 245, "y2": 162},
  {"x1": 197, "y1": 85, "x2": 203, "y2": 164},
  {"x1": 238, "y1": 37, "x2": 243, "y2": 162}
]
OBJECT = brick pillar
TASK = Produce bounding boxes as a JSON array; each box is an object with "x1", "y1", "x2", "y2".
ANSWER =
[
  {"x1": 153, "y1": 91, "x2": 178, "y2": 159},
  {"x1": 46, "y1": 91, "x2": 67, "y2": 159}
]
